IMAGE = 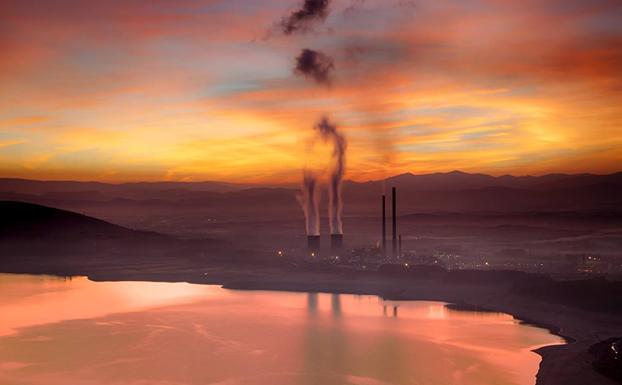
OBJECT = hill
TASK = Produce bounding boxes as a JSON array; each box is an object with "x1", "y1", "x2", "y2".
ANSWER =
[
  {"x1": 0, "y1": 201, "x2": 244, "y2": 275},
  {"x1": 1, "y1": 200, "x2": 155, "y2": 240}
]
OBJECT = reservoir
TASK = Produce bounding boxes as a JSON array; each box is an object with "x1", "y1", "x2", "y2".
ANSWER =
[{"x1": 0, "y1": 273, "x2": 564, "y2": 385}]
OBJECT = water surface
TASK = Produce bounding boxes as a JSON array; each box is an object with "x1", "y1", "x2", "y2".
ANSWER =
[{"x1": 0, "y1": 273, "x2": 563, "y2": 385}]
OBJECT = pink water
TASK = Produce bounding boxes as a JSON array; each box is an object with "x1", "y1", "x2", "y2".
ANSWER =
[{"x1": 0, "y1": 273, "x2": 564, "y2": 385}]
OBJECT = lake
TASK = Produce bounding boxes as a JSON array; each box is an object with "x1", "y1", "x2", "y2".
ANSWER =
[{"x1": 0, "y1": 273, "x2": 564, "y2": 385}]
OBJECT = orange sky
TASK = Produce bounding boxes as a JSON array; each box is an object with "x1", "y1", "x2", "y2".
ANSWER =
[{"x1": 1, "y1": 0, "x2": 621, "y2": 182}]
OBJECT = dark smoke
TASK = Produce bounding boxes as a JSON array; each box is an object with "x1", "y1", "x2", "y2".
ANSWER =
[
  {"x1": 281, "y1": 0, "x2": 330, "y2": 35},
  {"x1": 298, "y1": 169, "x2": 320, "y2": 236},
  {"x1": 315, "y1": 116, "x2": 346, "y2": 235},
  {"x1": 295, "y1": 49, "x2": 335, "y2": 86}
]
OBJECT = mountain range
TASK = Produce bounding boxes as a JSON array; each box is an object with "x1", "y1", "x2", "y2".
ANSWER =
[{"x1": 1, "y1": 171, "x2": 620, "y2": 218}]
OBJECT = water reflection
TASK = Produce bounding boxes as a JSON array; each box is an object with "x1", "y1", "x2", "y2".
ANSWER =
[
  {"x1": 307, "y1": 292, "x2": 318, "y2": 315},
  {"x1": 331, "y1": 294, "x2": 342, "y2": 318},
  {"x1": 428, "y1": 303, "x2": 447, "y2": 319},
  {"x1": 0, "y1": 273, "x2": 217, "y2": 336},
  {"x1": 303, "y1": 294, "x2": 347, "y2": 385},
  {"x1": 0, "y1": 274, "x2": 565, "y2": 385}
]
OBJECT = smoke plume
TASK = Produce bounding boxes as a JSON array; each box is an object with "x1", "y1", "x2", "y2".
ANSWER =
[
  {"x1": 315, "y1": 116, "x2": 347, "y2": 234},
  {"x1": 280, "y1": 0, "x2": 330, "y2": 35},
  {"x1": 298, "y1": 169, "x2": 320, "y2": 236},
  {"x1": 295, "y1": 49, "x2": 334, "y2": 86}
]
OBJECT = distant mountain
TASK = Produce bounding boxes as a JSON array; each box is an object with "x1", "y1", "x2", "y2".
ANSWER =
[
  {"x1": 340, "y1": 171, "x2": 622, "y2": 213},
  {"x1": 0, "y1": 178, "x2": 254, "y2": 196},
  {"x1": 1, "y1": 172, "x2": 621, "y2": 220},
  {"x1": 2, "y1": 171, "x2": 621, "y2": 196},
  {"x1": 352, "y1": 170, "x2": 622, "y2": 191}
]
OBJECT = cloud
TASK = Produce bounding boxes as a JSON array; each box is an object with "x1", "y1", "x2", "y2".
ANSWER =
[
  {"x1": 280, "y1": 0, "x2": 330, "y2": 35},
  {"x1": 294, "y1": 49, "x2": 335, "y2": 85},
  {"x1": 2, "y1": 0, "x2": 622, "y2": 181}
]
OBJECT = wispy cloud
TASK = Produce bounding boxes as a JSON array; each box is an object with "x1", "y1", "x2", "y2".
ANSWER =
[{"x1": 0, "y1": 0, "x2": 620, "y2": 181}]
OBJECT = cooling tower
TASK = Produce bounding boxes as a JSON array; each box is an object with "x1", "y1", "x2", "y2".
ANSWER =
[
  {"x1": 330, "y1": 233, "x2": 343, "y2": 255},
  {"x1": 307, "y1": 235, "x2": 320, "y2": 257}
]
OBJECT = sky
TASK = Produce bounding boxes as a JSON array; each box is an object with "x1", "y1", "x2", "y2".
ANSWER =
[{"x1": 1, "y1": 0, "x2": 621, "y2": 183}]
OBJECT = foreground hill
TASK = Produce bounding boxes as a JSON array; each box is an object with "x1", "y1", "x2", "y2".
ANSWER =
[
  {"x1": 0, "y1": 201, "x2": 244, "y2": 274},
  {"x1": 1, "y1": 200, "x2": 156, "y2": 240}
]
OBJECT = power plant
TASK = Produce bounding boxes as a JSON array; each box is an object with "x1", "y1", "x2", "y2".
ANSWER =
[{"x1": 300, "y1": 187, "x2": 400, "y2": 262}]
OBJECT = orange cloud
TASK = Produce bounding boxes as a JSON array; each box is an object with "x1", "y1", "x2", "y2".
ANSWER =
[{"x1": 0, "y1": 0, "x2": 621, "y2": 182}]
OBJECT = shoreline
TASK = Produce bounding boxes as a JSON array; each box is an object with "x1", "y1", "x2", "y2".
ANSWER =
[{"x1": 2, "y1": 267, "x2": 621, "y2": 385}]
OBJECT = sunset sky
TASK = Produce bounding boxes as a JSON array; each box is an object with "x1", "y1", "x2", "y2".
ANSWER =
[{"x1": 1, "y1": 0, "x2": 621, "y2": 182}]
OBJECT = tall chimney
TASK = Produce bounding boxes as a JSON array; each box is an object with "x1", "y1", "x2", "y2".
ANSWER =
[
  {"x1": 382, "y1": 194, "x2": 386, "y2": 257},
  {"x1": 398, "y1": 234, "x2": 402, "y2": 260},
  {"x1": 392, "y1": 187, "x2": 397, "y2": 259}
]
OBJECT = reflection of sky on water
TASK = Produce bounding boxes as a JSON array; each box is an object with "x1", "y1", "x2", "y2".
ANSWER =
[
  {"x1": 0, "y1": 274, "x2": 220, "y2": 336},
  {"x1": 0, "y1": 274, "x2": 564, "y2": 385}
]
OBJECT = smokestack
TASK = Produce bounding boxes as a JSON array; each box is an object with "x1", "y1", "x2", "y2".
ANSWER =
[
  {"x1": 398, "y1": 234, "x2": 402, "y2": 260},
  {"x1": 382, "y1": 194, "x2": 386, "y2": 257},
  {"x1": 392, "y1": 187, "x2": 397, "y2": 259},
  {"x1": 307, "y1": 235, "x2": 320, "y2": 258},
  {"x1": 299, "y1": 170, "x2": 320, "y2": 236},
  {"x1": 330, "y1": 233, "x2": 343, "y2": 255}
]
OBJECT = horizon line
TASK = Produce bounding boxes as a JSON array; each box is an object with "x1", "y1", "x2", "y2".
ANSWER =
[{"x1": 1, "y1": 169, "x2": 621, "y2": 186}]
